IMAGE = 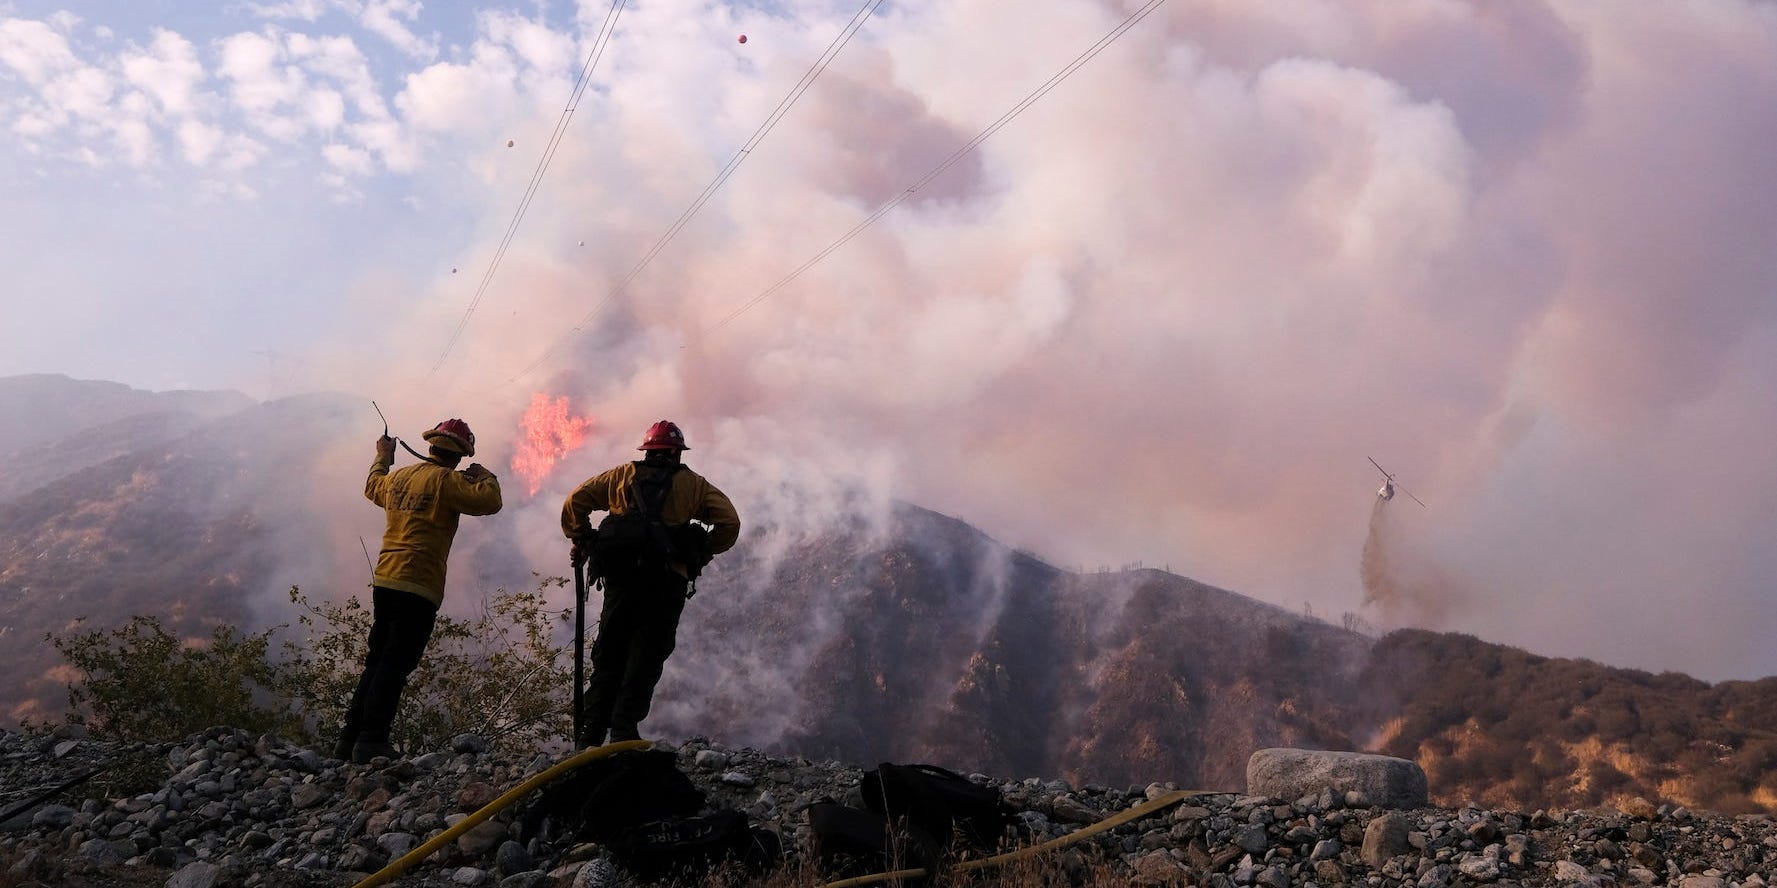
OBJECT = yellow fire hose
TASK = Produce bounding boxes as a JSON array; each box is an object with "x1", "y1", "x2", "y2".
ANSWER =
[
  {"x1": 350, "y1": 739, "x2": 651, "y2": 888},
  {"x1": 352, "y1": 739, "x2": 1212, "y2": 888},
  {"x1": 818, "y1": 788, "x2": 1215, "y2": 888}
]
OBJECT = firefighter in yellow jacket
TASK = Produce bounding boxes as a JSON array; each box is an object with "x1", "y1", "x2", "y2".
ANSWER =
[
  {"x1": 561, "y1": 420, "x2": 739, "y2": 746},
  {"x1": 339, "y1": 419, "x2": 502, "y2": 763}
]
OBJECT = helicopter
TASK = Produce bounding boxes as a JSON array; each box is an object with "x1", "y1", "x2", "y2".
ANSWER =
[{"x1": 1368, "y1": 457, "x2": 1426, "y2": 507}]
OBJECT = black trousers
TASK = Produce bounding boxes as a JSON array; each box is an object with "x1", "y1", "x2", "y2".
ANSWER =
[
  {"x1": 340, "y1": 587, "x2": 438, "y2": 746},
  {"x1": 581, "y1": 568, "x2": 687, "y2": 744}
]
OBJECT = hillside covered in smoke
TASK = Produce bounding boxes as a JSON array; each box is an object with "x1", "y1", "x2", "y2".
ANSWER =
[{"x1": 2, "y1": 375, "x2": 1776, "y2": 817}]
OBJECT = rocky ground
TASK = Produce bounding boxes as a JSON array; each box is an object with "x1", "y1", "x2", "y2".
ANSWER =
[{"x1": 2, "y1": 726, "x2": 1774, "y2": 887}]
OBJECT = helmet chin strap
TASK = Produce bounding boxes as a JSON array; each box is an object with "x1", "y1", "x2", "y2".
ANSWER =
[{"x1": 398, "y1": 437, "x2": 448, "y2": 466}]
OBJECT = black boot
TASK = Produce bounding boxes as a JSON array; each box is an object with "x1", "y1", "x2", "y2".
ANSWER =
[
  {"x1": 351, "y1": 740, "x2": 398, "y2": 764},
  {"x1": 331, "y1": 733, "x2": 356, "y2": 761},
  {"x1": 577, "y1": 723, "x2": 608, "y2": 749}
]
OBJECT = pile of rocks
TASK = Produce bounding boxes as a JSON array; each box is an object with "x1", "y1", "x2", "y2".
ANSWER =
[{"x1": 2, "y1": 727, "x2": 1774, "y2": 887}]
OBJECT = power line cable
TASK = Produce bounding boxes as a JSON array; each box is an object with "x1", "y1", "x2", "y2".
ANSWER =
[
  {"x1": 707, "y1": 0, "x2": 1167, "y2": 332},
  {"x1": 501, "y1": 0, "x2": 885, "y2": 383},
  {"x1": 429, "y1": 0, "x2": 627, "y2": 377}
]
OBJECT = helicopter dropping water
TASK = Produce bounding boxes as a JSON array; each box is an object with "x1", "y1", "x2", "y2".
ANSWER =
[{"x1": 1368, "y1": 456, "x2": 1426, "y2": 507}]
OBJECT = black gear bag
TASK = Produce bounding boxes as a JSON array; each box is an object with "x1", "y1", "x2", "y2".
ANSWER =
[
  {"x1": 608, "y1": 809, "x2": 782, "y2": 880},
  {"x1": 807, "y1": 800, "x2": 940, "y2": 880},
  {"x1": 589, "y1": 463, "x2": 683, "y2": 580},
  {"x1": 860, "y1": 763, "x2": 1018, "y2": 852},
  {"x1": 519, "y1": 749, "x2": 705, "y2": 844}
]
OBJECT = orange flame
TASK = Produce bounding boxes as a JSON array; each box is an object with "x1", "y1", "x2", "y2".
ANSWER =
[{"x1": 511, "y1": 393, "x2": 594, "y2": 497}]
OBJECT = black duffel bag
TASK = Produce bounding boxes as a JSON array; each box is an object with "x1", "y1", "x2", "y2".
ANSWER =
[
  {"x1": 861, "y1": 763, "x2": 1018, "y2": 851},
  {"x1": 519, "y1": 749, "x2": 706, "y2": 844},
  {"x1": 807, "y1": 800, "x2": 939, "y2": 879},
  {"x1": 609, "y1": 810, "x2": 781, "y2": 880}
]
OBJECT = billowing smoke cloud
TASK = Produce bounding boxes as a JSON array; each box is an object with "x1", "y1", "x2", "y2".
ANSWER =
[
  {"x1": 24, "y1": 1, "x2": 1770, "y2": 681},
  {"x1": 306, "y1": 0, "x2": 1777, "y2": 682}
]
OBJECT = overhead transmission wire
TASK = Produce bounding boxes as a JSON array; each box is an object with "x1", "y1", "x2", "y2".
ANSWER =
[
  {"x1": 502, "y1": 0, "x2": 886, "y2": 384},
  {"x1": 707, "y1": 0, "x2": 1168, "y2": 332},
  {"x1": 429, "y1": 0, "x2": 627, "y2": 377}
]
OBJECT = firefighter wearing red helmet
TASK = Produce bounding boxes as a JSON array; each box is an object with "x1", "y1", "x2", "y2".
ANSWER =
[
  {"x1": 560, "y1": 419, "x2": 740, "y2": 747},
  {"x1": 340, "y1": 418, "x2": 502, "y2": 764}
]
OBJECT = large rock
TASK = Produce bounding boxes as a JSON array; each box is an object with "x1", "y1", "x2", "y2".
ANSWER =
[
  {"x1": 166, "y1": 861, "x2": 220, "y2": 888},
  {"x1": 1246, "y1": 749, "x2": 1427, "y2": 810},
  {"x1": 1362, "y1": 811, "x2": 1412, "y2": 868}
]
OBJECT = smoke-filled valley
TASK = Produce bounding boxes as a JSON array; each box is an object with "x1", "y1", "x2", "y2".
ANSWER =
[{"x1": 4, "y1": 374, "x2": 1776, "y2": 819}]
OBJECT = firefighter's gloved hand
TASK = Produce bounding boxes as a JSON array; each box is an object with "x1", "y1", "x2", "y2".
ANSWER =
[
  {"x1": 569, "y1": 540, "x2": 587, "y2": 567},
  {"x1": 375, "y1": 435, "x2": 396, "y2": 462},
  {"x1": 462, "y1": 462, "x2": 492, "y2": 481}
]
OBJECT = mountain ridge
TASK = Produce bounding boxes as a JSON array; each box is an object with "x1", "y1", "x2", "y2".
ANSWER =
[{"x1": 1, "y1": 374, "x2": 1774, "y2": 815}]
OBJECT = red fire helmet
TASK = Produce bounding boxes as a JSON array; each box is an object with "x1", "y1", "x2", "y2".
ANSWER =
[
  {"x1": 423, "y1": 418, "x2": 476, "y2": 456},
  {"x1": 637, "y1": 420, "x2": 689, "y2": 451}
]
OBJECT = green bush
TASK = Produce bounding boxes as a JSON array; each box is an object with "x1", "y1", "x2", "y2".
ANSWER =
[
  {"x1": 41, "y1": 578, "x2": 576, "y2": 755},
  {"x1": 45, "y1": 616, "x2": 305, "y2": 741},
  {"x1": 280, "y1": 578, "x2": 575, "y2": 755}
]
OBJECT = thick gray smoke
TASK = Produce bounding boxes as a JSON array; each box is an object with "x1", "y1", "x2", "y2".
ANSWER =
[
  {"x1": 333, "y1": 0, "x2": 1777, "y2": 681},
  {"x1": 5, "y1": 1, "x2": 1775, "y2": 681}
]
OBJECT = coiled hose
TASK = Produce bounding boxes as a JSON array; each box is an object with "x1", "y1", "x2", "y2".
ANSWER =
[
  {"x1": 351, "y1": 741, "x2": 1206, "y2": 888},
  {"x1": 819, "y1": 789, "x2": 1210, "y2": 888},
  {"x1": 350, "y1": 739, "x2": 651, "y2": 888}
]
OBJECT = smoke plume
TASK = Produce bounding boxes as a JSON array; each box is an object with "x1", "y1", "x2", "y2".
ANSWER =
[
  {"x1": 328, "y1": 0, "x2": 1777, "y2": 681},
  {"x1": 7, "y1": 0, "x2": 1775, "y2": 682}
]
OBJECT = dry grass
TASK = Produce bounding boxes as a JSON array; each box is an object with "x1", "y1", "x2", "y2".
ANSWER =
[{"x1": 654, "y1": 847, "x2": 1139, "y2": 888}]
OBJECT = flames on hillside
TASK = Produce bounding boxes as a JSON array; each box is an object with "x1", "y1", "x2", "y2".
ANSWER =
[{"x1": 510, "y1": 393, "x2": 594, "y2": 497}]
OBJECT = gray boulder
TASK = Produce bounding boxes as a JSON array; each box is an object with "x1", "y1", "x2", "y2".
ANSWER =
[
  {"x1": 76, "y1": 838, "x2": 133, "y2": 864},
  {"x1": 30, "y1": 804, "x2": 75, "y2": 829},
  {"x1": 1246, "y1": 749, "x2": 1427, "y2": 810},
  {"x1": 165, "y1": 861, "x2": 220, "y2": 888},
  {"x1": 1362, "y1": 811, "x2": 1413, "y2": 868}
]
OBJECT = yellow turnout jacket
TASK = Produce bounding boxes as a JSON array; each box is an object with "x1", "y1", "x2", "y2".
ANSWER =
[
  {"x1": 560, "y1": 461, "x2": 740, "y2": 575},
  {"x1": 365, "y1": 457, "x2": 503, "y2": 605}
]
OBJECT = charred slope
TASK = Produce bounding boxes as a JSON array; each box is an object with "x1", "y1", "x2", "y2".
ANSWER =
[
  {"x1": 0, "y1": 393, "x2": 360, "y2": 723},
  {"x1": 0, "y1": 410, "x2": 217, "y2": 504},
  {"x1": 657, "y1": 504, "x2": 1375, "y2": 791},
  {"x1": 1362, "y1": 629, "x2": 1777, "y2": 814}
]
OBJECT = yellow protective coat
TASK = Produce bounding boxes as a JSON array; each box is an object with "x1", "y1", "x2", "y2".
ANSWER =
[
  {"x1": 560, "y1": 461, "x2": 740, "y2": 575},
  {"x1": 365, "y1": 457, "x2": 503, "y2": 605}
]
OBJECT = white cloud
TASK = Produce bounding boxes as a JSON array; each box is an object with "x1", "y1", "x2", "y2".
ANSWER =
[
  {"x1": 321, "y1": 140, "x2": 371, "y2": 174},
  {"x1": 178, "y1": 118, "x2": 224, "y2": 164},
  {"x1": 0, "y1": 17, "x2": 79, "y2": 84},
  {"x1": 217, "y1": 30, "x2": 303, "y2": 125},
  {"x1": 12, "y1": 110, "x2": 55, "y2": 137},
  {"x1": 248, "y1": 0, "x2": 331, "y2": 21},
  {"x1": 111, "y1": 116, "x2": 154, "y2": 166},
  {"x1": 347, "y1": 116, "x2": 414, "y2": 171},
  {"x1": 120, "y1": 28, "x2": 205, "y2": 117},
  {"x1": 40, "y1": 64, "x2": 113, "y2": 119},
  {"x1": 359, "y1": 0, "x2": 436, "y2": 60},
  {"x1": 218, "y1": 133, "x2": 267, "y2": 171},
  {"x1": 304, "y1": 86, "x2": 345, "y2": 129},
  {"x1": 395, "y1": 43, "x2": 518, "y2": 132}
]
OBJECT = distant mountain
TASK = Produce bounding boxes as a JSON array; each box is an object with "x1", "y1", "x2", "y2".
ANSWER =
[
  {"x1": 0, "y1": 374, "x2": 252, "y2": 503},
  {"x1": 0, "y1": 383, "x2": 361, "y2": 724},
  {"x1": 2, "y1": 375, "x2": 1775, "y2": 815},
  {"x1": 0, "y1": 374, "x2": 249, "y2": 452}
]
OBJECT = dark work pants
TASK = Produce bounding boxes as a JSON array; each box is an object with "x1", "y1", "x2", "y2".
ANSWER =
[
  {"x1": 340, "y1": 587, "x2": 438, "y2": 746},
  {"x1": 581, "y1": 568, "x2": 687, "y2": 744}
]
